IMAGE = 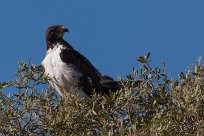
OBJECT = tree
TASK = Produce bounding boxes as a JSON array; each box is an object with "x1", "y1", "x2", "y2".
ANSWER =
[{"x1": 0, "y1": 53, "x2": 204, "y2": 135}]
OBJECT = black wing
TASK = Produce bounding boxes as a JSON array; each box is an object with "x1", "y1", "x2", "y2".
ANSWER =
[
  {"x1": 59, "y1": 39, "x2": 74, "y2": 50},
  {"x1": 60, "y1": 48, "x2": 103, "y2": 95}
]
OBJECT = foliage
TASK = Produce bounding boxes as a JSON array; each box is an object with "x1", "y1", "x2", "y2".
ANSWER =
[{"x1": 0, "y1": 53, "x2": 204, "y2": 135}]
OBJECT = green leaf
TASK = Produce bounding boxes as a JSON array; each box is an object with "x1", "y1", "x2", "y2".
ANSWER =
[
  {"x1": 143, "y1": 64, "x2": 149, "y2": 71},
  {"x1": 137, "y1": 56, "x2": 147, "y2": 63},
  {"x1": 147, "y1": 52, "x2": 151, "y2": 59}
]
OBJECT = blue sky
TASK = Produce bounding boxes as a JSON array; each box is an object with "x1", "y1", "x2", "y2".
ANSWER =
[{"x1": 0, "y1": 0, "x2": 204, "y2": 82}]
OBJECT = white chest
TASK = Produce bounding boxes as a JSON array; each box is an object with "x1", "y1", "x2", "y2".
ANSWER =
[{"x1": 41, "y1": 44, "x2": 86, "y2": 97}]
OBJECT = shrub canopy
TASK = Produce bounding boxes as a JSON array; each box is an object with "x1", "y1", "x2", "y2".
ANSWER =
[{"x1": 0, "y1": 53, "x2": 204, "y2": 135}]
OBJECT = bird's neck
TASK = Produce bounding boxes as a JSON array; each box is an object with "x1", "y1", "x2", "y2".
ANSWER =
[
  {"x1": 46, "y1": 38, "x2": 71, "y2": 50},
  {"x1": 46, "y1": 38, "x2": 64, "y2": 50},
  {"x1": 46, "y1": 39, "x2": 54, "y2": 50}
]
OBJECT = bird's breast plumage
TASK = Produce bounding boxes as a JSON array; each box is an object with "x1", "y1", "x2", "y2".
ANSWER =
[{"x1": 41, "y1": 43, "x2": 88, "y2": 97}]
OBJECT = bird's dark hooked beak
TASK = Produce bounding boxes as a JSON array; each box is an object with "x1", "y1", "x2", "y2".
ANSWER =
[{"x1": 63, "y1": 27, "x2": 69, "y2": 33}]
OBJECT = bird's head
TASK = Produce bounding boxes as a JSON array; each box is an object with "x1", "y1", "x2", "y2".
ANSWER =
[{"x1": 46, "y1": 25, "x2": 68, "y2": 43}]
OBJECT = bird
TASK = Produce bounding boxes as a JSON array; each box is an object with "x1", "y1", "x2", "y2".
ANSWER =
[{"x1": 41, "y1": 25, "x2": 121, "y2": 98}]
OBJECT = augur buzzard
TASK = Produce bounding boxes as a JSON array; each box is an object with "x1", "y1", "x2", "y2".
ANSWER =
[{"x1": 41, "y1": 25, "x2": 121, "y2": 97}]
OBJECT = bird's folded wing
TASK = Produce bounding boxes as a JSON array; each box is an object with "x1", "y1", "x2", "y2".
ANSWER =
[
  {"x1": 59, "y1": 48, "x2": 102, "y2": 78},
  {"x1": 59, "y1": 48, "x2": 103, "y2": 95}
]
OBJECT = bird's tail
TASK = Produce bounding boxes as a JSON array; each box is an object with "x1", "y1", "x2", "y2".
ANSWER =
[
  {"x1": 100, "y1": 75, "x2": 120, "y2": 92},
  {"x1": 100, "y1": 75, "x2": 143, "y2": 93}
]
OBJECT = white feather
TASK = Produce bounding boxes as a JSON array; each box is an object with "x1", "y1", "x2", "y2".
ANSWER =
[{"x1": 41, "y1": 43, "x2": 88, "y2": 98}]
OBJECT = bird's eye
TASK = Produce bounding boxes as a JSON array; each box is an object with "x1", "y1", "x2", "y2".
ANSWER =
[{"x1": 50, "y1": 30, "x2": 54, "y2": 34}]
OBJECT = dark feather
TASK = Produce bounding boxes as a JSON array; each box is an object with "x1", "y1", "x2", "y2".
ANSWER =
[{"x1": 60, "y1": 48, "x2": 105, "y2": 95}]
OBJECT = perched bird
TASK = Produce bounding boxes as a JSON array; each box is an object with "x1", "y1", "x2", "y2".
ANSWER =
[{"x1": 41, "y1": 25, "x2": 120, "y2": 98}]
